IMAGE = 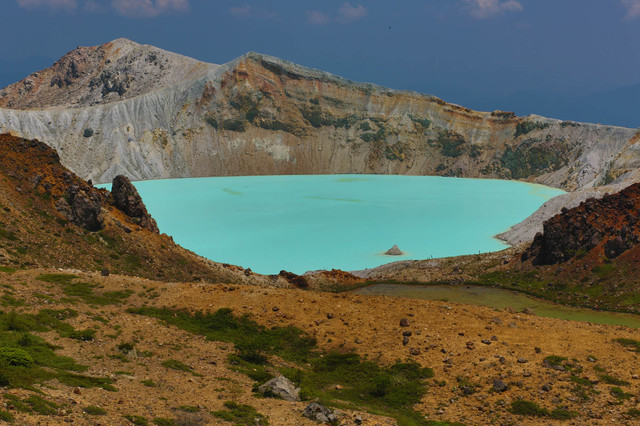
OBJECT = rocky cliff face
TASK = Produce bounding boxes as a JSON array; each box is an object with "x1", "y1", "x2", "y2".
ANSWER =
[
  {"x1": 523, "y1": 182, "x2": 640, "y2": 264},
  {"x1": 1, "y1": 39, "x2": 639, "y2": 243}
]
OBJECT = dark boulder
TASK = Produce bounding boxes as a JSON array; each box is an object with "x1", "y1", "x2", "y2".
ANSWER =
[
  {"x1": 56, "y1": 185, "x2": 104, "y2": 231},
  {"x1": 302, "y1": 402, "x2": 337, "y2": 423},
  {"x1": 111, "y1": 175, "x2": 159, "y2": 233}
]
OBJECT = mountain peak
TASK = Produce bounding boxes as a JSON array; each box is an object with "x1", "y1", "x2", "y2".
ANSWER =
[{"x1": 0, "y1": 39, "x2": 212, "y2": 110}]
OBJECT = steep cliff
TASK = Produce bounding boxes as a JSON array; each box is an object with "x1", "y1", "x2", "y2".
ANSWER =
[{"x1": 1, "y1": 39, "x2": 639, "y2": 243}]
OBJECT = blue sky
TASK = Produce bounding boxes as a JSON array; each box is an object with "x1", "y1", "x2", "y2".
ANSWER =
[{"x1": 1, "y1": 0, "x2": 639, "y2": 127}]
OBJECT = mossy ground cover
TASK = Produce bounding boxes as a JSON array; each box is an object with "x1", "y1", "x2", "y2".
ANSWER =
[
  {"x1": 0, "y1": 301, "x2": 114, "y2": 393},
  {"x1": 36, "y1": 273, "x2": 133, "y2": 306},
  {"x1": 129, "y1": 307, "x2": 447, "y2": 426},
  {"x1": 510, "y1": 400, "x2": 577, "y2": 420},
  {"x1": 212, "y1": 401, "x2": 269, "y2": 425}
]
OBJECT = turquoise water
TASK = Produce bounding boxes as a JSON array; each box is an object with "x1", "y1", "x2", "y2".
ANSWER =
[{"x1": 101, "y1": 175, "x2": 564, "y2": 274}]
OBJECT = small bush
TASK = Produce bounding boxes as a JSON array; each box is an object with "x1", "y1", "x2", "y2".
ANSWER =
[
  {"x1": 543, "y1": 355, "x2": 567, "y2": 367},
  {"x1": 0, "y1": 347, "x2": 34, "y2": 367},
  {"x1": 67, "y1": 328, "x2": 97, "y2": 341},
  {"x1": 610, "y1": 386, "x2": 633, "y2": 401},
  {"x1": 152, "y1": 419, "x2": 176, "y2": 426},
  {"x1": 84, "y1": 405, "x2": 107, "y2": 415},
  {"x1": 83, "y1": 128, "x2": 94, "y2": 138},
  {"x1": 221, "y1": 119, "x2": 246, "y2": 132},
  {"x1": 627, "y1": 408, "x2": 640, "y2": 418},
  {"x1": 615, "y1": 338, "x2": 640, "y2": 352},
  {"x1": 162, "y1": 359, "x2": 193, "y2": 373},
  {"x1": 510, "y1": 400, "x2": 548, "y2": 417},
  {"x1": 599, "y1": 374, "x2": 630, "y2": 386},
  {"x1": 23, "y1": 395, "x2": 58, "y2": 415},
  {"x1": 177, "y1": 405, "x2": 199, "y2": 413},
  {"x1": 0, "y1": 410, "x2": 13, "y2": 422},
  {"x1": 514, "y1": 120, "x2": 549, "y2": 137},
  {"x1": 205, "y1": 116, "x2": 218, "y2": 129},
  {"x1": 140, "y1": 379, "x2": 156, "y2": 387},
  {"x1": 124, "y1": 414, "x2": 149, "y2": 425},
  {"x1": 550, "y1": 408, "x2": 577, "y2": 420},
  {"x1": 212, "y1": 401, "x2": 268, "y2": 426}
]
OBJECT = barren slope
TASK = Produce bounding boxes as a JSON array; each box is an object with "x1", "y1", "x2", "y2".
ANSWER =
[{"x1": 0, "y1": 268, "x2": 639, "y2": 424}]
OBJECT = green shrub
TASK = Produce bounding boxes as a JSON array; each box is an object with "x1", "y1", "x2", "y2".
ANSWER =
[
  {"x1": 610, "y1": 386, "x2": 633, "y2": 401},
  {"x1": 0, "y1": 410, "x2": 13, "y2": 422},
  {"x1": 153, "y1": 419, "x2": 176, "y2": 426},
  {"x1": 514, "y1": 120, "x2": 549, "y2": 137},
  {"x1": 510, "y1": 400, "x2": 548, "y2": 417},
  {"x1": 627, "y1": 408, "x2": 640, "y2": 418},
  {"x1": 615, "y1": 338, "x2": 640, "y2": 352},
  {"x1": 221, "y1": 119, "x2": 246, "y2": 132},
  {"x1": 67, "y1": 328, "x2": 97, "y2": 341},
  {"x1": 23, "y1": 395, "x2": 58, "y2": 415},
  {"x1": 599, "y1": 374, "x2": 630, "y2": 386},
  {"x1": 549, "y1": 408, "x2": 577, "y2": 420},
  {"x1": 212, "y1": 401, "x2": 268, "y2": 426},
  {"x1": 543, "y1": 355, "x2": 567, "y2": 367},
  {"x1": 177, "y1": 405, "x2": 199, "y2": 413},
  {"x1": 124, "y1": 415, "x2": 149, "y2": 425},
  {"x1": 438, "y1": 130, "x2": 466, "y2": 157},
  {"x1": 84, "y1": 405, "x2": 107, "y2": 415},
  {"x1": 83, "y1": 128, "x2": 94, "y2": 138},
  {"x1": 162, "y1": 359, "x2": 193, "y2": 373},
  {"x1": 0, "y1": 347, "x2": 34, "y2": 367}
]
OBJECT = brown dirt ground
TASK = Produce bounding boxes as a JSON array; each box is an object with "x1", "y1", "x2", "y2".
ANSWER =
[{"x1": 1, "y1": 268, "x2": 640, "y2": 425}]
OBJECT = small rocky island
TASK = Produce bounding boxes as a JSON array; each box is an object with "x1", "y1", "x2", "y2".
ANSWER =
[{"x1": 385, "y1": 244, "x2": 404, "y2": 255}]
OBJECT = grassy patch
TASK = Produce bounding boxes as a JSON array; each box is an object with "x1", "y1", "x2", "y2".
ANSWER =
[
  {"x1": 84, "y1": 405, "x2": 107, "y2": 415},
  {"x1": 129, "y1": 307, "x2": 316, "y2": 364},
  {"x1": 0, "y1": 309, "x2": 113, "y2": 391},
  {"x1": 610, "y1": 386, "x2": 633, "y2": 401},
  {"x1": 153, "y1": 418, "x2": 176, "y2": 426},
  {"x1": 162, "y1": 359, "x2": 199, "y2": 376},
  {"x1": 511, "y1": 400, "x2": 547, "y2": 417},
  {"x1": 627, "y1": 408, "x2": 640, "y2": 418},
  {"x1": 514, "y1": 120, "x2": 550, "y2": 137},
  {"x1": 0, "y1": 266, "x2": 16, "y2": 273},
  {"x1": 599, "y1": 374, "x2": 630, "y2": 386},
  {"x1": 615, "y1": 338, "x2": 640, "y2": 352},
  {"x1": 177, "y1": 405, "x2": 199, "y2": 413},
  {"x1": 3, "y1": 393, "x2": 58, "y2": 415},
  {"x1": 212, "y1": 401, "x2": 268, "y2": 426},
  {"x1": 130, "y1": 307, "x2": 437, "y2": 425},
  {"x1": 0, "y1": 409, "x2": 13, "y2": 422},
  {"x1": 124, "y1": 414, "x2": 149, "y2": 425},
  {"x1": 38, "y1": 273, "x2": 132, "y2": 305}
]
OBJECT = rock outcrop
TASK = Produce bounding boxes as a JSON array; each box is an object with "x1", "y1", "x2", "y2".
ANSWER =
[
  {"x1": 111, "y1": 175, "x2": 159, "y2": 233},
  {"x1": 385, "y1": 244, "x2": 403, "y2": 255},
  {"x1": 257, "y1": 376, "x2": 300, "y2": 401},
  {"x1": 55, "y1": 184, "x2": 104, "y2": 232},
  {"x1": 522, "y1": 182, "x2": 640, "y2": 264},
  {"x1": 303, "y1": 402, "x2": 337, "y2": 423}
]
